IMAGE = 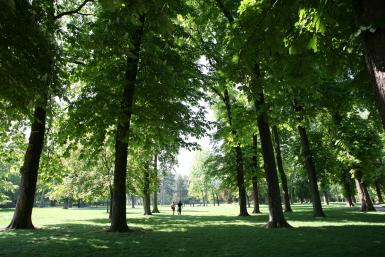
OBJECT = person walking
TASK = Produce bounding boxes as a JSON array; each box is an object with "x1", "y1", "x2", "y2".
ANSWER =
[
  {"x1": 177, "y1": 201, "x2": 183, "y2": 215},
  {"x1": 171, "y1": 201, "x2": 176, "y2": 215}
]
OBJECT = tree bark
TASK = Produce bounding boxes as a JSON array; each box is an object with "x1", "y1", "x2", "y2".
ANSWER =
[
  {"x1": 252, "y1": 176, "x2": 261, "y2": 214},
  {"x1": 251, "y1": 135, "x2": 261, "y2": 214},
  {"x1": 131, "y1": 195, "x2": 135, "y2": 208},
  {"x1": 255, "y1": 92, "x2": 290, "y2": 228},
  {"x1": 354, "y1": 170, "x2": 376, "y2": 212},
  {"x1": 297, "y1": 125, "x2": 325, "y2": 217},
  {"x1": 63, "y1": 198, "x2": 69, "y2": 209},
  {"x1": 109, "y1": 186, "x2": 113, "y2": 219},
  {"x1": 341, "y1": 172, "x2": 355, "y2": 207},
  {"x1": 355, "y1": 1, "x2": 385, "y2": 130},
  {"x1": 323, "y1": 191, "x2": 329, "y2": 205},
  {"x1": 374, "y1": 181, "x2": 384, "y2": 203},
  {"x1": 152, "y1": 154, "x2": 160, "y2": 213},
  {"x1": 143, "y1": 161, "x2": 152, "y2": 215},
  {"x1": 272, "y1": 126, "x2": 293, "y2": 212},
  {"x1": 216, "y1": 194, "x2": 220, "y2": 206},
  {"x1": 109, "y1": 15, "x2": 145, "y2": 232},
  {"x1": 7, "y1": 103, "x2": 47, "y2": 229},
  {"x1": 345, "y1": 196, "x2": 354, "y2": 207}
]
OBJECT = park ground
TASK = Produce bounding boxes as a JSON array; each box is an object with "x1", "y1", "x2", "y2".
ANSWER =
[{"x1": 1, "y1": 203, "x2": 385, "y2": 257}]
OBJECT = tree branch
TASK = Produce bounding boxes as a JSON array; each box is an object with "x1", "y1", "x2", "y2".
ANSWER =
[
  {"x1": 215, "y1": 0, "x2": 234, "y2": 23},
  {"x1": 209, "y1": 85, "x2": 225, "y2": 103},
  {"x1": 54, "y1": 0, "x2": 93, "y2": 20}
]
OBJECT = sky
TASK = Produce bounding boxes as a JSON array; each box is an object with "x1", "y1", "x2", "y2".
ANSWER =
[
  {"x1": 174, "y1": 104, "x2": 214, "y2": 177},
  {"x1": 174, "y1": 136, "x2": 211, "y2": 177}
]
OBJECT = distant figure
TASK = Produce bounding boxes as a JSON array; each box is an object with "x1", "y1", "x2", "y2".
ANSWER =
[
  {"x1": 171, "y1": 201, "x2": 176, "y2": 215},
  {"x1": 177, "y1": 201, "x2": 183, "y2": 215}
]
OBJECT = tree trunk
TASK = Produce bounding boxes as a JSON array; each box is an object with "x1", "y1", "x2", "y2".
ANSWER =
[
  {"x1": 39, "y1": 190, "x2": 45, "y2": 208},
  {"x1": 216, "y1": 194, "x2": 220, "y2": 206},
  {"x1": 272, "y1": 126, "x2": 293, "y2": 212},
  {"x1": 131, "y1": 195, "x2": 135, "y2": 208},
  {"x1": 323, "y1": 191, "x2": 329, "y2": 206},
  {"x1": 252, "y1": 176, "x2": 261, "y2": 214},
  {"x1": 109, "y1": 15, "x2": 145, "y2": 232},
  {"x1": 342, "y1": 174, "x2": 355, "y2": 207},
  {"x1": 345, "y1": 196, "x2": 354, "y2": 207},
  {"x1": 143, "y1": 162, "x2": 152, "y2": 215},
  {"x1": 7, "y1": 103, "x2": 47, "y2": 229},
  {"x1": 220, "y1": 89, "x2": 249, "y2": 216},
  {"x1": 255, "y1": 91, "x2": 290, "y2": 228},
  {"x1": 355, "y1": 1, "x2": 385, "y2": 130},
  {"x1": 354, "y1": 171, "x2": 376, "y2": 212},
  {"x1": 235, "y1": 144, "x2": 248, "y2": 216},
  {"x1": 251, "y1": 135, "x2": 261, "y2": 214},
  {"x1": 212, "y1": 190, "x2": 216, "y2": 206},
  {"x1": 244, "y1": 194, "x2": 249, "y2": 208},
  {"x1": 374, "y1": 181, "x2": 384, "y2": 203},
  {"x1": 63, "y1": 198, "x2": 69, "y2": 209},
  {"x1": 152, "y1": 154, "x2": 160, "y2": 213},
  {"x1": 109, "y1": 186, "x2": 113, "y2": 219},
  {"x1": 297, "y1": 125, "x2": 325, "y2": 217}
]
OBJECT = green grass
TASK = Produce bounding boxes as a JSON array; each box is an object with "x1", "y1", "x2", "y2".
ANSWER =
[{"x1": 1, "y1": 203, "x2": 385, "y2": 257}]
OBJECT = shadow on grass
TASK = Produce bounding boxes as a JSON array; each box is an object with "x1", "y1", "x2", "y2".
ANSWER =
[
  {"x1": 1, "y1": 206, "x2": 385, "y2": 257},
  {"x1": 1, "y1": 220, "x2": 385, "y2": 257}
]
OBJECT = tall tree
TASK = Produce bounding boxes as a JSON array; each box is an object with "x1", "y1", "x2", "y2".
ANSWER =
[
  {"x1": 354, "y1": 1, "x2": 385, "y2": 130},
  {"x1": 143, "y1": 160, "x2": 152, "y2": 215},
  {"x1": 152, "y1": 154, "x2": 160, "y2": 213},
  {"x1": 272, "y1": 126, "x2": 292, "y2": 213},
  {"x1": 251, "y1": 134, "x2": 261, "y2": 214}
]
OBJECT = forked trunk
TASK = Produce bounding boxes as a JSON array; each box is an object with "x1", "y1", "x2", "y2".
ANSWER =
[
  {"x1": 255, "y1": 92, "x2": 290, "y2": 228},
  {"x1": 272, "y1": 126, "x2": 292, "y2": 212},
  {"x1": 7, "y1": 103, "x2": 47, "y2": 229},
  {"x1": 297, "y1": 125, "x2": 325, "y2": 217},
  {"x1": 110, "y1": 15, "x2": 145, "y2": 232},
  {"x1": 354, "y1": 171, "x2": 376, "y2": 212}
]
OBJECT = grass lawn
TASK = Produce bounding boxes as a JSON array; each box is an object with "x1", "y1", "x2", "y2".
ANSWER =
[{"x1": 1, "y1": 203, "x2": 385, "y2": 257}]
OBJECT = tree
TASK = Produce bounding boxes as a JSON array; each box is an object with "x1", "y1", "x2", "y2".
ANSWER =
[
  {"x1": 272, "y1": 126, "x2": 292, "y2": 212},
  {"x1": 354, "y1": 1, "x2": 385, "y2": 130}
]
